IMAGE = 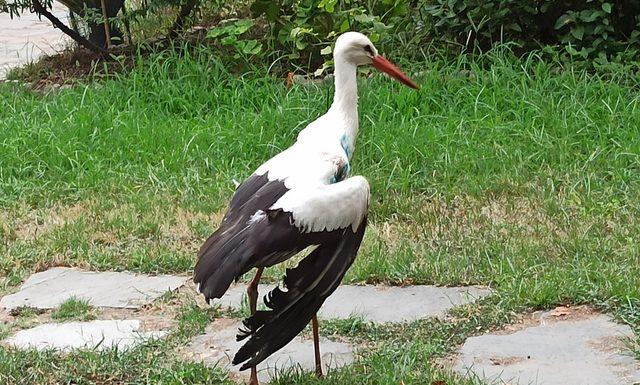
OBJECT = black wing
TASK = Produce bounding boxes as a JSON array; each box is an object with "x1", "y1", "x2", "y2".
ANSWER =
[
  {"x1": 232, "y1": 219, "x2": 367, "y2": 370},
  {"x1": 194, "y1": 173, "x2": 290, "y2": 300}
]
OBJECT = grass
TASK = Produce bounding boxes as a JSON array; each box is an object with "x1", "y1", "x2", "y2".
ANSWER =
[
  {"x1": 51, "y1": 297, "x2": 95, "y2": 321},
  {"x1": 0, "y1": 44, "x2": 639, "y2": 383}
]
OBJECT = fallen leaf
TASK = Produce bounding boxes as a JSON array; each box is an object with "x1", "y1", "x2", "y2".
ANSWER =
[
  {"x1": 549, "y1": 306, "x2": 571, "y2": 317},
  {"x1": 285, "y1": 72, "x2": 294, "y2": 89}
]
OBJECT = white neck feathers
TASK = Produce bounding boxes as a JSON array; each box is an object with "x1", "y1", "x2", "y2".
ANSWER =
[
  {"x1": 295, "y1": 54, "x2": 361, "y2": 159},
  {"x1": 327, "y1": 57, "x2": 359, "y2": 155}
]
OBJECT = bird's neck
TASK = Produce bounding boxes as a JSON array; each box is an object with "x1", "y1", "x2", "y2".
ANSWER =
[{"x1": 328, "y1": 57, "x2": 359, "y2": 157}]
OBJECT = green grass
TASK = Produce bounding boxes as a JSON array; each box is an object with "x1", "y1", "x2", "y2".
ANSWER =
[
  {"x1": 12, "y1": 307, "x2": 41, "y2": 330},
  {"x1": 51, "y1": 297, "x2": 95, "y2": 321},
  {"x1": 0, "y1": 45, "x2": 639, "y2": 383}
]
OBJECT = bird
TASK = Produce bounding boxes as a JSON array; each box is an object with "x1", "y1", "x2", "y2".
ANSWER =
[{"x1": 194, "y1": 31, "x2": 418, "y2": 385}]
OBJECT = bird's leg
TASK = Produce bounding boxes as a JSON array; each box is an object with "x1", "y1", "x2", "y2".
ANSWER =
[
  {"x1": 312, "y1": 314, "x2": 324, "y2": 378},
  {"x1": 247, "y1": 267, "x2": 264, "y2": 314},
  {"x1": 247, "y1": 268, "x2": 264, "y2": 385}
]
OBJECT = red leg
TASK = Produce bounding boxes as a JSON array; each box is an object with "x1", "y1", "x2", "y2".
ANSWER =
[
  {"x1": 312, "y1": 315, "x2": 324, "y2": 378},
  {"x1": 247, "y1": 268, "x2": 264, "y2": 314},
  {"x1": 247, "y1": 268, "x2": 264, "y2": 385}
]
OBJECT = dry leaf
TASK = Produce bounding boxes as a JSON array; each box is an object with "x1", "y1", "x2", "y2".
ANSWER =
[
  {"x1": 285, "y1": 72, "x2": 294, "y2": 89},
  {"x1": 549, "y1": 306, "x2": 571, "y2": 317}
]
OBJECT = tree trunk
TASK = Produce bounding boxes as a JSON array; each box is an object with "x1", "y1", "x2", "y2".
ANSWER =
[{"x1": 83, "y1": 0, "x2": 125, "y2": 48}]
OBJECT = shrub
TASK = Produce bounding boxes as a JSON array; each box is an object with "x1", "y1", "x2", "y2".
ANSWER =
[
  {"x1": 207, "y1": 0, "x2": 640, "y2": 70},
  {"x1": 419, "y1": 0, "x2": 640, "y2": 60}
]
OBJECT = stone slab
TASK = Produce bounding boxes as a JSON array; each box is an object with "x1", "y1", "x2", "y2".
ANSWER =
[
  {"x1": 4, "y1": 319, "x2": 167, "y2": 351},
  {"x1": 0, "y1": 267, "x2": 187, "y2": 310},
  {"x1": 454, "y1": 310, "x2": 640, "y2": 385},
  {"x1": 185, "y1": 318, "x2": 354, "y2": 383},
  {"x1": 216, "y1": 284, "x2": 491, "y2": 323}
]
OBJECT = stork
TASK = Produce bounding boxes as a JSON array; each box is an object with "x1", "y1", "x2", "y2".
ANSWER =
[{"x1": 194, "y1": 31, "x2": 418, "y2": 384}]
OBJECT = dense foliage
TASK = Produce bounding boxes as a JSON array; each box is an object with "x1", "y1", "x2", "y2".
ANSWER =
[
  {"x1": 206, "y1": 0, "x2": 640, "y2": 68},
  {"x1": 1, "y1": 0, "x2": 639, "y2": 66},
  {"x1": 421, "y1": 0, "x2": 640, "y2": 61}
]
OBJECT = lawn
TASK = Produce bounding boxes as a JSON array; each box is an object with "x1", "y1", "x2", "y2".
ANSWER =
[{"x1": 1, "y1": 46, "x2": 639, "y2": 384}]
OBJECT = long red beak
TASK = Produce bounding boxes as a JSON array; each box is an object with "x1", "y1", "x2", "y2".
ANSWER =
[{"x1": 371, "y1": 55, "x2": 419, "y2": 90}]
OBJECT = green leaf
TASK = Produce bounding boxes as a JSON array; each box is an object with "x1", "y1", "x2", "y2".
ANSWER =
[
  {"x1": 508, "y1": 23, "x2": 522, "y2": 32},
  {"x1": 239, "y1": 40, "x2": 261, "y2": 54},
  {"x1": 372, "y1": 21, "x2": 389, "y2": 33},
  {"x1": 320, "y1": 45, "x2": 332, "y2": 55},
  {"x1": 317, "y1": 0, "x2": 337, "y2": 13},
  {"x1": 353, "y1": 14, "x2": 375, "y2": 24},
  {"x1": 232, "y1": 20, "x2": 253, "y2": 35},
  {"x1": 221, "y1": 35, "x2": 237, "y2": 45},
  {"x1": 566, "y1": 45, "x2": 579, "y2": 56},
  {"x1": 207, "y1": 27, "x2": 230, "y2": 38},
  {"x1": 579, "y1": 9, "x2": 602, "y2": 22},
  {"x1": 579, "y1": 47, "x2": 591, "y2": 58},
  {"x1": 571, "y1": 25, "x2": 584, "y2": 40},
  {"x1": 602, "y1": 3, "x2": 612, "y2": 13},
  {"x1": 554, "y1": 14, "x2": 574, "y2": 30},
  {"x1": 339, "y1": 19, "x2": 350, "y2": 32}
]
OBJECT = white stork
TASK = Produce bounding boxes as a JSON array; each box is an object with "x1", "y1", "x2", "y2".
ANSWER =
[{"x1": 194, "y1": 31, "x2": 418, "y2": 384}]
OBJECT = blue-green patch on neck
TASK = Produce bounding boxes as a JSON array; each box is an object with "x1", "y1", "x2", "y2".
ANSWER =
[
  {"x1": 340, "y1": 134, "x2": 352, "y2": 158},
  {"x1": 331, "y1": 160, "x2": 350, "y2": 184}
]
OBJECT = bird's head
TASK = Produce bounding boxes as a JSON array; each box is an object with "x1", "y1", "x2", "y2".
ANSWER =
[{"x1": 334, "y1": 32, "x2": 419, "y2": 90}]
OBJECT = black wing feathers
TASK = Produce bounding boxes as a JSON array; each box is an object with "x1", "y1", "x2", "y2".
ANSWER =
[
  {"x1": 224, "y1": 173, "x2": 289, "y2": 224},
  {"x1": 232, "y1": 219, "x2": 367, "y2": 370},
  {"x1": 193, "y1": 173, "x2": 289, "y2": 300}
]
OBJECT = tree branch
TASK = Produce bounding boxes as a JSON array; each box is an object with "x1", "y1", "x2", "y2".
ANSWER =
[{"x1": 31, "y1": 0, "x2": 107, "y2": 55}]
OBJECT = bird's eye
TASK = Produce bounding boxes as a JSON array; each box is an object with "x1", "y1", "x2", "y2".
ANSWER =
[{"x1": 363, "y1": 45, "x2": 373, "y2": 55}]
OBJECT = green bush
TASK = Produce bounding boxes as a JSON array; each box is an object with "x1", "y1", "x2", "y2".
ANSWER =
[
  {"x1": 3, "y1": 0, "x2": 639, "y2": 68},
  {"x1": 420, "y1": 0, "x2": 640, "y2": 60},
  {"x1": 227, "y1": 0, "x2": 412, "y2": 71},
  {"x1": 209, "y1": 0, "x2": 640, "y2": 69}
]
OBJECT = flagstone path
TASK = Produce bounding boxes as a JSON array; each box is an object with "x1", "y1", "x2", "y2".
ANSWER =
[
  {"x1": 5, "y1": 319, "x2": 167, "y2": 351},
  {"x1": 218, "y1": 283, "x2": 492, "y2": 323},
  {"x1": 454, "y1": 307, "x2": 640, "y2": 385},
  {"x1": 1, "y1": 268, "x2": 638, "y2": 384},
  {"x1": 185, "y1": 318, "x2": 354, "y2": 383},
  {"x1": 0, "y1": 267, "x2": 187, "y2": 310}
]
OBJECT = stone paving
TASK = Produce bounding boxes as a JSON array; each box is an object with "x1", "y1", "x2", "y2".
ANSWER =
[
  {"x1": 454, "y1": 307, "x2": 640, "y2": 385},
  {"x1": 185, "y1": 318, "x2": 354, "y2": 383},
  {"x1": 1, "y1": 268, "x2": 639, "y2": 385},
  {"x1": 0, "y1": 267, "x2": 187, "y2": 310},
  {"x1": 5, "y1": 319, "x2": 167, "y2": 351},
  {"x1": 218, "y1": 283, "x2": 492, "y2": 323}
]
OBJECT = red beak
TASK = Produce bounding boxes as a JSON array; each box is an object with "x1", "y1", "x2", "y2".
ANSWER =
[{"x1": 371, "y1": 55, "x2": 419, "y2": 90}]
